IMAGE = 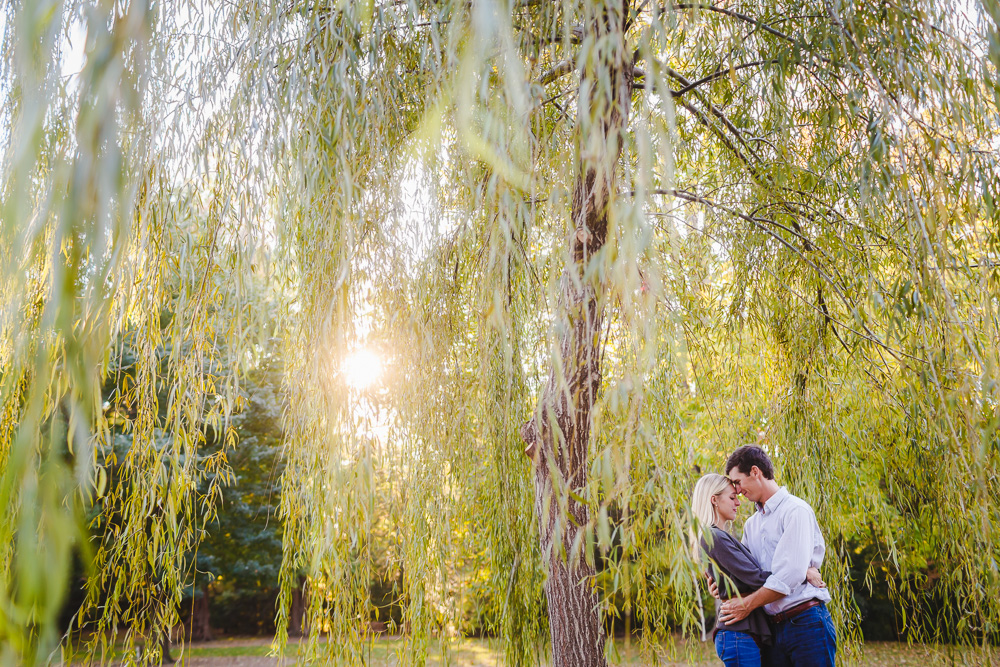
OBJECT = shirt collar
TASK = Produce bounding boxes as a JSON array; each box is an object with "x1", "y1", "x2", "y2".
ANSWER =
[{"x1": 758, "y1": 486, "x2": 789, "y2": 515}]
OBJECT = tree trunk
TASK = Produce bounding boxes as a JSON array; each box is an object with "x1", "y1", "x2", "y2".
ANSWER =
[
  {"x1": 521, "y1": 2, "x2": 632, "y2": 666},
  {"x1": 188, "y1": 585, "x2": 213, "y2": 642},
  {"x1": 160, "y1": 630, "x2": 175, "y2": 664},
  {"x1": 289, "y1": 580, "x2": 305, "y2": 637}
]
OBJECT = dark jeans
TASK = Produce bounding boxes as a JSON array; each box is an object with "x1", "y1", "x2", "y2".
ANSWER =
[
  {"x1": 715, "y1": 629, "x2": 762, "y2": 667},
  {"x1": 769, "y1": 604, "x2": 837, "y2": 667}
]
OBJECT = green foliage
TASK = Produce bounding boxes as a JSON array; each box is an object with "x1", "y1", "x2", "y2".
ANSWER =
[
  {"x1": 196, "y1": 361, "x2": 285, "y2": 635},
  {"x1": 1, "y1": 0, "x2": 999, "y2": 665}
]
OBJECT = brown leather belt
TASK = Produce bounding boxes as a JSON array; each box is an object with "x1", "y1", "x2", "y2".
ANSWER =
[{"x1": 771, "y1": 599, "x2": 823, "y2": 624}]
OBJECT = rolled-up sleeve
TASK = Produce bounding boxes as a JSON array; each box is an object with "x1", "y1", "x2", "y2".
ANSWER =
[{"x1": 763, "y1": 505, "x2": 813, "y2": 595}]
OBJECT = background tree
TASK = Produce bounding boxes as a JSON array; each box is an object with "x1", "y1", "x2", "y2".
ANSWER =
[{"x1": 195, "y1": 360, "x2": 285, "y2": 638}]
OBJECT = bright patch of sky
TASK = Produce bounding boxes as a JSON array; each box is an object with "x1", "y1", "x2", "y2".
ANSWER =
[
  {"x1": 61, "y1": 14, "x2": 87, "y2": 80},
  {"x1": 398, "y1": 156, "x2": 459, "y2": 263},
  {"x1": 343, "y1": 348, "x2": 383, "y2": 390}
]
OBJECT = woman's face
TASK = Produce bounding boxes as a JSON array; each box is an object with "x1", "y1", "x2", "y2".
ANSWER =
[{"x1": 713, "y1": 484, "x2": 741, "y2": 524}]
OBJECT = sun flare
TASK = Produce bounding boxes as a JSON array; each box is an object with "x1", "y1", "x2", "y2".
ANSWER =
[{"x1": 342, "y1": 349, "x2": 383, "y2": 390}]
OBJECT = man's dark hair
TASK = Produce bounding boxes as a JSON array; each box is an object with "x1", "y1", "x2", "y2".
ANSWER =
[{"x1": 725, "y1": 445, "x2": 775, "y2": 479}]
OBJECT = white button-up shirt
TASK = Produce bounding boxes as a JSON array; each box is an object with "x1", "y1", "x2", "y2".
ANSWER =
[{"x1": 741, "y1": 486, "x2": 832, "y2": 615}]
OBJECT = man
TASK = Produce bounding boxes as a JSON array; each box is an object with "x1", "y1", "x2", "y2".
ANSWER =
[{"x1": 715, "y1": 445, "x2": 836, "y2": 667}]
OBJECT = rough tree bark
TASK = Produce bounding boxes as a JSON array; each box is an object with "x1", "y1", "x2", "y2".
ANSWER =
[{"x1": 520, "y1": 2, "x2": 632, "y2": 665}]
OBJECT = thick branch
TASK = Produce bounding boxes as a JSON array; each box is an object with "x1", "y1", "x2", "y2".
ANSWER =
[{"x1": 537, "y1": 59, "x2": 575, "y2": 86}]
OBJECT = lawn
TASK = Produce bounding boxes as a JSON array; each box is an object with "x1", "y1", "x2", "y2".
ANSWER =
[{"x1": 72, "y1": 636, "x2": 997, "y2": 666}]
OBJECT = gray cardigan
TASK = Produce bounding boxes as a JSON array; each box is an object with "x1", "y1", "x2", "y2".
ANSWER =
[{"x1": 701, "y1": 526, "x2": 773, "y2": 645}]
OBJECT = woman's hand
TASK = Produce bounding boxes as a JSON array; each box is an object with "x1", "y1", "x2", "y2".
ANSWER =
[
  {"x1": 806, "y1": 566, "x2": 826, "y2": 588},
  {"x1": 706, "y1": 573, "x2": 721, "y2": 599}
]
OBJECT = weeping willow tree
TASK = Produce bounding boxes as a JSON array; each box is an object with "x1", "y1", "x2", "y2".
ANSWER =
[{"x1": 1, "y1": 0, "x2": 999, "y2": 664}]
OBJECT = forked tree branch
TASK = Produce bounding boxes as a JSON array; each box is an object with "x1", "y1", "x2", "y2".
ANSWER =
[
  {"x1": 639, "y1": 188, "x2": 915, "y2": 361},
  {"x1": 670, "y1": 59, "x2": 780, "y2": 96},
  {"x1": 657, "y1": 62, "x2": 763, "y2": 164}
]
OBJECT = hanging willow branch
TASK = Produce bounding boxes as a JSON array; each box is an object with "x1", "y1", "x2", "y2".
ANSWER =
[{"x1": 0, "y1": 0, "x2": 999, "y2": 665}]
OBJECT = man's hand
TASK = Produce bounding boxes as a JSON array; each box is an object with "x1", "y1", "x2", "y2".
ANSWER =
[
  {"x1": 806, "y1": 566, "x2": 826, "y2": 588},
  {"x1": 706, "y1": 573, "x2": 720, "y2": 600},
  {"x1": 718, "y1": 597, "x2": 751, "y2": 624},
  {"x1": 717, "y1": 586, "x2": 785, "y2": 625}
]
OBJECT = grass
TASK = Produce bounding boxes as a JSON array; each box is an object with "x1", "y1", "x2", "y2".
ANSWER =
[
  {"x1": 153, "y1": 636, "x2": 714, "y2": 664},
  {"x1": 65, "y1": 635, "x2": 1000, "y2": 665}
]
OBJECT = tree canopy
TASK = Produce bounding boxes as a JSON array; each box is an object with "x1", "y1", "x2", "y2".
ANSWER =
[{"x1": 1, "y1": 0, "x2": 999, "y2": 664}]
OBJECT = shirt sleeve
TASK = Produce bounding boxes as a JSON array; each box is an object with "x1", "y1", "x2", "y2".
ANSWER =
[
  {"x1": 741, "y1": 517, "x2": 752, "y2": 547},
  {"x1": 763, "y1": 505, "x2": 814, "y2": 596},
  {"x1": 707, "y1": 531, "x2": 770, "y2": 595}
]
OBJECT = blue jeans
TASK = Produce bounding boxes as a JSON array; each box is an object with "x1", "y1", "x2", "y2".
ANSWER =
[
  {"x1": 770, "y1": 604, "x2": 837, "y2": 667},
  {"x1": 715, "y1": 629, "x2": 762, "y2": 667}
]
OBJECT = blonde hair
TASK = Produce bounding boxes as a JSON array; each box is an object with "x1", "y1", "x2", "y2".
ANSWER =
[{"x1": 689, "y1": 473, "x2": 735, "y2": 560}]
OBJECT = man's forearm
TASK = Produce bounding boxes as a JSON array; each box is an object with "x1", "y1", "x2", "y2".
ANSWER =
[
  {"x1": 740, "y1": 586, "x2": 785, "y2": 612},
  {"x1": 718, "y1": 585, "x2": 787, "y2": 624}
]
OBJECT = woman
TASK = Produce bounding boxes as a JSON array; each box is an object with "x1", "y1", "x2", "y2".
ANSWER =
[{"x1": 691, "y1": 474, "x2": 824, "y2": 667}]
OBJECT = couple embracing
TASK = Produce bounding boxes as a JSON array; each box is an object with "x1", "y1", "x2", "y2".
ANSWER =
[{"x1": 692, "y1": 445, "x2": 837, "y2": 667}]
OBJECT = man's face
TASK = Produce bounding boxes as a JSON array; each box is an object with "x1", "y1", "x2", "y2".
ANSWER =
[{"x1": 728, "y1": 466, "x2": 763, "y2": 503}]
